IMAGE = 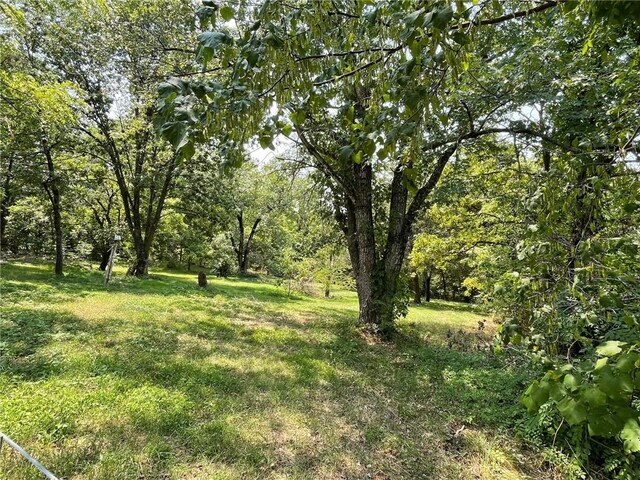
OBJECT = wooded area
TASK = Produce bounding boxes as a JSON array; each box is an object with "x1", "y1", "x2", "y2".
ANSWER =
[{"x1": 1, "y1": 1, "x2": 640, "y2": 479}]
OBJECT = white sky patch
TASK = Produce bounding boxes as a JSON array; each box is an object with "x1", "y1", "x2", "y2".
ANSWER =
[
  {"x1": 107, "y1": 74, "x2": 133, "y2": 119},
  {"x1": 248, "y1": 134, "x2": 295, "y2": 165}
]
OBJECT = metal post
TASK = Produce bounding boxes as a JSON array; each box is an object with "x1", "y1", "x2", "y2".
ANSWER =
[
  {"x1": 0, "y1": 432, "x2": 59, "y2": 480},
  {"x1": 104, "y1": 234, "x2": 121, "y2": 285}
]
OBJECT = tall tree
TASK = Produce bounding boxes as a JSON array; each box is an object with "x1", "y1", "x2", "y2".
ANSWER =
[
  {"x1": 158, "y1": 1, "x2": 622, "y2": 333},
  {"x1": 0, "y1": 44, "x2": 80, "y2": 274},
  {"x1": 176, "y1": 153, "x2": 296, "y2": 274},
  {"x1": 9, "y1": 0, "x2": 196, "y2": 276}
]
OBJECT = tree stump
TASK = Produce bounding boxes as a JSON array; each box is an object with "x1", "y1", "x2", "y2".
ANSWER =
[{"x1": 198, "y1": 271, "x2": 207, "y2": 288}]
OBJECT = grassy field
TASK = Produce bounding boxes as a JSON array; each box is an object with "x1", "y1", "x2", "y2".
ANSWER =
[{"x1": 0, "y1": 261, "x2": 553, "y2": 479}]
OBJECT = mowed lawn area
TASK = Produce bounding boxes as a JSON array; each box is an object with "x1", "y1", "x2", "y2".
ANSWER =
[{"x1": 0, "y1": 261, "x2": 551, "y2": 479}]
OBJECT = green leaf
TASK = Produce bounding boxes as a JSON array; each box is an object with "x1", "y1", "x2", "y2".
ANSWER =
[
  {"x1": 556, "y1": 397, "x2": 587, "y2": 426},
  {"x1": 596, "y1": 341, "x2": 626, "y2": 356},
  {"x1": 158, "y1": 78, "x2": 185, "y2": 99},
  {"x1": 402, "y1": 167, "x2": 418, "y2": 193},
  {"x1": 338, "y1": 146, "x2": 354, "y2": 163},
  {"x1": 405, "y1": 90, "x2": 422, "y2": 110},
  {"x1": 258, "y1": 130, "x2": 273, "y2": 149},
  {"x1": 452, "y1": 31, "x2": 470, "y2": 46},
  {"x1": 521, "y1": 380, "x2": 550, "y2": 412},
  {"x1": 616, "y1": 352, "x2": 639, "y2": 373},
  {"x1": 195, "y1": 5, "x2": 217, "y2": 28},
  {"x1": 581, "y1": 386, "x2": 607, "y2": 407},
  {"x1": 563, "y1": 373, "x2": 581, "y2": 391},
  {"x1": 161, "y1": 122, "x2": 188, "y2": 150},
  {"x1": 587, "y1": 407, "x2": 622, "y2": 437},
  {"x1": 404, "y1": 9, "x2": 424, "y2": 27},
  {"x1": 595, "y1": 357, "x2": 608, "y2": 370},
  {"x1": 264, "y1": 33, "x2": 284, "y2": 49},
  {"x1": 433, "y1": 6, "x2": 453, "y2": 29},
  {"x1": 364, "y1": 9, "x2": 378, "y2": 24},
  {"x1": 220, "y1": 6, "x2": 234, "y2": 21},
  {"x1": 178, "y1": 139, "x2": 195, "y2": 162},
  {"x1": 422, "y1": 11, "x2": 434, "y2": 28},
  {"x1": 362, "y1": 138, "x2": 376, "y2": 157},
  {"x1": 597, "y1": 368, "x2": 634, "y2": 399},
  {"x1": 621, "y1": 418, "x2": 640, "y2": 453},
  {"x1": 198, "y1": 31, "x2": 232, "y2": 50},
  {"x1": 289, "y1": 109, "x2": 306, "y2": 126}
]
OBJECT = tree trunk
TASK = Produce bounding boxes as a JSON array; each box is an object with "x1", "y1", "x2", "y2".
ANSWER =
[
  {"x1": 52, "y1": 201, "x2": 63, "y2": 276},
  {"x1": 240, "y1": 252, "x2": 249, "y2": 274},
  {"x1": 42, "y1": 141, "x2": 63, "y2": 276},
  {"x1": 99, "y1": 247, "x2": 110, "y2": 271},
  {"x1": 441, "y1": 271, "x2": 447, "y2": 300},
  {"x1": 296, "y1": 129, "x2": 457, "y2": 336},
  {"x1": 424, "y1": 274, "x2": 431, "y2": 302},
  {"x1": 232, "y1": 211, "x2": 261, "y2": 275},
  {"x1": 324, "y1": 251, "x2": 333, "y2": 298},
  {"x1": 0, "y1": 199, "x2": 9, "y2": 254},
  {"x1": 233, "y1": 212, "x2": 246, "y2": 274},
  {"x1": 1, "y1": 156, "x2": 14, "y2": 253},
  {"x1": 351, "y1": 161, "x2": 386, "y2": 330},
  {"x1": 542, "y1": 149, "x2": 551, "y2": 173},
  {"x1": 412, "y1": 275, "x2": 422, "y2": 304},
  {"x1": 129, "y1": 245, "x2": 150, "y2": 277}
]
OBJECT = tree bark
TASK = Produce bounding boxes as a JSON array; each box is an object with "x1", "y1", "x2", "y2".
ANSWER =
[
  {"x1": 99, "y1": 247, "x2": 110, "y2": 271},
  {"x1": 441, "y1": 271, "x2": 447, "y2": 300},
  {"x1": 424, "y1": 274, "x2": 431, "y2": 302},
  {"x1": 130, "y1": 244, "x2": 150, "y2": 277},
  {"x1": 0, "y1": 156, "x2": 14, "y2": 253},
  {"x1": 351, "y1": 161, "x2": 384, "y2": 329},
  {"x1": 412, "y1": 274, "x2": 422, "y2": 304},
  {"x1": 231, "y1": 210, "x2": 261, "y2": 274},
  {"x1": 324, "y1": 251, "x2": 333, "y2": 298},
  {"x1": 42, "y1": 140, "x2": 63, "y2": 276}
]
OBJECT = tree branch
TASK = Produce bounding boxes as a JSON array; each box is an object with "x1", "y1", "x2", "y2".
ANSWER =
[{"x1": 452, "y1": 1, "x2": 560, "y2": 31}]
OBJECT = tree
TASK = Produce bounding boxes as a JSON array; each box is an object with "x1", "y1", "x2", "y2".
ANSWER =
[
  {"x1": 158, "y1": 0, "x2": 607, "y2": 333},
  {"x1": 409, "y1": 138, "x2": 534, "y2": 303},
  {"x1": 0, "y1": 44, "x2": 80, "y2": 274},
  {"x1": 8, "y1": 0, "x2": 197, "y2": 276},
  {"x1": 67, "y1": 157, "x2": 123, "y2": 270},
  {"x1": 488, "y1": 6, "x2": 640, "y2": 474},
  {"x1": 172, "y1": 148, "x2": 303, "y2": 275}
]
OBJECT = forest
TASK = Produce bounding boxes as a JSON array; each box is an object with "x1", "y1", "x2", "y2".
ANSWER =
[{"x1": 1, "y1": 1, "x2": 639, "y2": 479}]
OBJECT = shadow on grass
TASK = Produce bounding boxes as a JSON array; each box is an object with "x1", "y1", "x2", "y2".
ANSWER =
[
  {"x1": 1, "y1": 261, "x2": 307, "y2": 308},
  {"x1": 0, "y1": 260, "x2": 537, "y2": 479},
  {"x1": 0, "y1": 307, "x2": 93, "y2": 381}
]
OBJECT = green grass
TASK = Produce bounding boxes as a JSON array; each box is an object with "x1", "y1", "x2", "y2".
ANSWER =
[{"x1": 0, "y1": 261, "x2": 553, "y2": 479}]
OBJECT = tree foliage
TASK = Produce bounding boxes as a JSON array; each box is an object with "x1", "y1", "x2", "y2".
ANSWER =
[{"x1": 2, "y1": 1, "x2": 640, "y2": 476}]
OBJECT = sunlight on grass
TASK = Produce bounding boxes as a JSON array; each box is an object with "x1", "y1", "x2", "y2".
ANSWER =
[{"x1": 0, "y1": 261, "x2": 553, "y2": 479}]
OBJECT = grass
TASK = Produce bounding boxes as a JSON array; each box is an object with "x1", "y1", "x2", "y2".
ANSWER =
[{"x1": 0, "y1": 261, "x2": 553, "y2": 479}]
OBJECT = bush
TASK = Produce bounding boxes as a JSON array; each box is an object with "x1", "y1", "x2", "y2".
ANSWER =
[{"x1": 494, "y1": 159, "x2": 640, "y2": 477}]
